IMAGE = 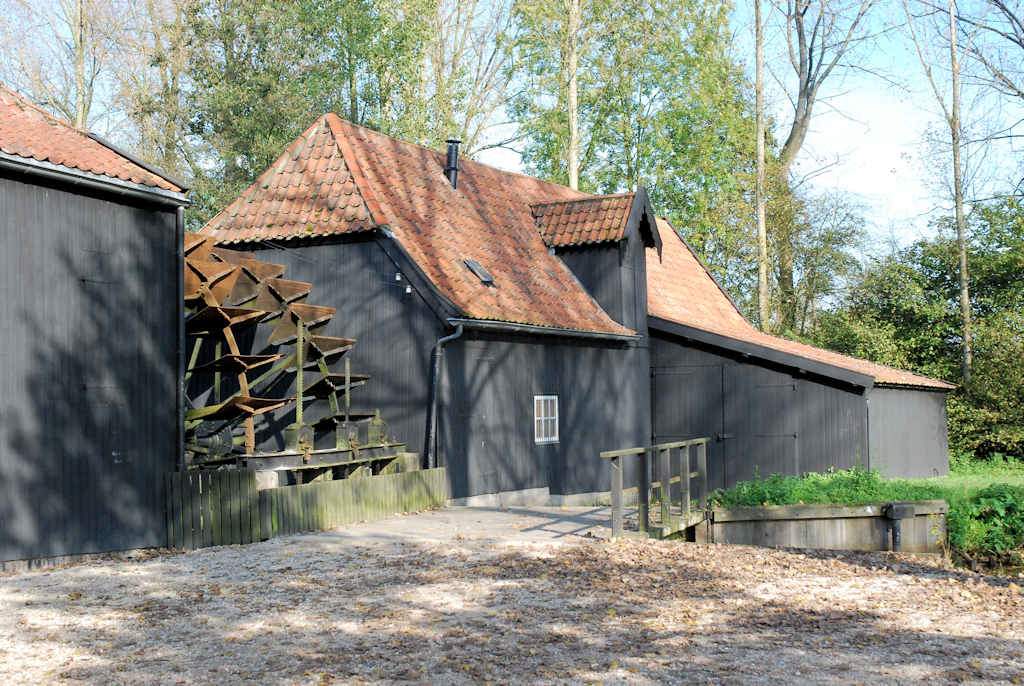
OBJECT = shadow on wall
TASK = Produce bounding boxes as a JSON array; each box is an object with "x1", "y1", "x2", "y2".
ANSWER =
[{"x1": 0, "y1": 187, "x2": 177, "y2": 562}]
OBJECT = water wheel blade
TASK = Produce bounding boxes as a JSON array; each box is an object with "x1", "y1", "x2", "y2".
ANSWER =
[
  {"x1": 303, "y1": 372, "x2": 370, "y2": 399},
  {"x1": 268, "y1": 278, "x2": 312, "y2": 304},
  {"x1": 289, "y1": 303, "x2": 335, "y2": 327},
  {"x1": 210, "y1": 247, "x2": 255, "y2": 264},
  {"x1": 184, "y1": 259, "x2": 240, "y2": 305},
  {"x1": 184, "y1": 233, "x2": 214, "y2": 260},
  {"x1": 186, "y1": 395, "x2": 289, "y2": 422},
  {"x1": 238, "y1": 258, "x2": 286, "y2": 281},
  {"x1": 307, "y1": 335, "x2": 355, "y2": 360},
  {"x1": 267, "y1": 303, "x2": 336, "y2": 345},
  {"x1": 186, "y1": 306, "x2": 268, "y2": 335},
  {"x1": 190, "y1": 353, "x2": 282, "y2": 375}
]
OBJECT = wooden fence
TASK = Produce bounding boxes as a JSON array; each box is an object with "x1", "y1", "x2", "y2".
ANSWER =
[
  {"x1": 600, "y1": 438, "x2": 710, "y2": 540},
  {"x1": 165, "y1": 468, "x2": 448, "y2": 550}
]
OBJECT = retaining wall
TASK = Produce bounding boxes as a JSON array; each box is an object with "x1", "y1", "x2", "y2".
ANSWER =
[{"x1": 705, "y1": 500, "x2": 947, "y2": 554}]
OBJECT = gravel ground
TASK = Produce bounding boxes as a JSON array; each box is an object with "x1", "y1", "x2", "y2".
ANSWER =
[{"x1": 1, "y1": 507, "x2": 1022, "y2": 685}]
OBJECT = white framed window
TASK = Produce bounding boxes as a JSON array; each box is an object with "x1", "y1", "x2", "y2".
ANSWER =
[{"x1": 534, "y1": 395, "x2": 559, "y2": 444}]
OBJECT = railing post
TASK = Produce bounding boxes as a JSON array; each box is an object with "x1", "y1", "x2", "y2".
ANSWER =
[
  {"x1": 681, "y1": 444, "x2": 691, "y2": 516},
  {"x1": 638, "y1": 448, "x2": 650, "y2": 533},
  {"x1": 657, "y1": 447, "x2": 671, "y2": 531},
  {"x1": 610, "y1": 455, "x2": 623, "y2": 540},
  {"x1": 696, "y1": 440, "x2": 708, "y2": 506}
]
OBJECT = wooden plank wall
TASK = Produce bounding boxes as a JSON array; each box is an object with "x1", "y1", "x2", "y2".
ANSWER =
[{"x1": 165, "y1": 468, "x2": 448, "y2": 550}]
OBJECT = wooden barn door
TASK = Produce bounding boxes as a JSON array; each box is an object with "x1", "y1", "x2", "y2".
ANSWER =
[
  {"x1": 722, "y1": 365, "x2": 799, "y2": 487},
  {"x1": 651, "y1": 364, "x2": 725, "y2": 491}
]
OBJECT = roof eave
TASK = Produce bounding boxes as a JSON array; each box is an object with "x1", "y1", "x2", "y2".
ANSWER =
[
  {"x1": 0, "y1": 151, "x2": 189, "y2": 206},
  {"x1": 648, "y1": 315, "x2": 876, "y2": 390},
  {"x1": 447, "y1": 317, "x2": 639, "y2": 343},
  {"x1": 873, "y1": 381, "x2": 956, "y2": 393},
  {"x1": 85, "y1": 132, "x2": 189, "y2": 192}
]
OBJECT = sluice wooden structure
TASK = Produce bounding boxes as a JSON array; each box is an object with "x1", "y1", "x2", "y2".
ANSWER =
[
  {"x1": 601, "y1": 437, "x2": 710, "y2": 540},
  {"x1": 183, "y1": 233, "x2": 409, "y2": 483}
]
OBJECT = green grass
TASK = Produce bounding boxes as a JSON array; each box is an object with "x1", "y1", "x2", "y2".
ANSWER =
[{"x1": 708, "y1": 455, "x2": 1024, "y2": 567}]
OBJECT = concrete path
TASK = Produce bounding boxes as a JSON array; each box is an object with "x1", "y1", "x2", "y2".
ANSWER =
[{"x1": 319, "y1": 505, "x2": 614, "y2": 546}]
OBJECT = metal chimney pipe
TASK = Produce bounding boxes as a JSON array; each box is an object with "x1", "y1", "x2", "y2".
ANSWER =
[{"x1": 444, "y1": 138, "x2": 461, "y2": 188}]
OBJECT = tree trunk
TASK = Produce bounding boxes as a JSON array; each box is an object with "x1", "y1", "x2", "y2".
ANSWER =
[
  {"x1": 74, "y1": 0, "x2": 87, "y2": 129},
  {"x1": 949, "y1": 0, "x2": 973, "y2": 384},
  {"x1": 755, "y1": 0, "x2": 770, "y2": 331},
  {"x1": 566, "y1": 0, "x2": 581, "y2": 190}
]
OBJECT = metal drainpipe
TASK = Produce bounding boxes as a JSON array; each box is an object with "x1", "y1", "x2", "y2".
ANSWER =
[{"x1": 424, "y1": 324, "x2": 464, "y2": 469}]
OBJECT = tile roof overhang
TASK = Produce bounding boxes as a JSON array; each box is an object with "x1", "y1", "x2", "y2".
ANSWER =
[
  {"x1": 0, "y1": 85, "x2": 187, "y2": 203},
  {"x1": 532, "y1": 187, "x2": 661, "y2": 251},
  {"x1": 201, "y1": 115, "x2": 634, "y2": 339},
  {"x1": 646, "y1": 217, "x2": 955, "y2": 391}
]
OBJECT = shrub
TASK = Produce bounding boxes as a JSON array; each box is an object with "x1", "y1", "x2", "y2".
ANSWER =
[{"x1": 709, "y1": 467, "x2": 1024, "y2": 567}]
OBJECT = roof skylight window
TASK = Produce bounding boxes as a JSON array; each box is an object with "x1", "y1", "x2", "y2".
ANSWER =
[{"x1": 464, "y1": 259, "x2": 494, "y2": 285}]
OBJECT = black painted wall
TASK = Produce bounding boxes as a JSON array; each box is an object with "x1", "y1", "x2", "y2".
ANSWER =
[
  {"x1": 556, "y1": 223, "x2": 648, "y2": 332},
  {"x1": 0, "y1": 173, "x2": 179, "y2": 562},
  {"x1": 869, "y1": 387, "x2": 949, "y2": 477},
  {"x1": 246, "y1": 236, "x2": 443, "y2": 457},
  {"x1": 650, "y1": 331, "x2": 869, "y2": 489},
  {"x1": 440, "y1": 332, "x2": 650, "y2": 497}
]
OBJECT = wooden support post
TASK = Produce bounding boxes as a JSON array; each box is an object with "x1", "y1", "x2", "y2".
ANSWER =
[
  {"x1": 657, "y1": 447, "x2": 671, "y2": 531},
  {"x1": 344, "y1": 356, "x2": 351, "y2": 424},
  {"x1": 610, "y1": 455, "x2": 623, "y2": 540},
  {"x1": 638, "y1": 448, "x2": 650, "y2": 533},
  {"x1": 696, "y1": 441, "x2": 708, "y2": 507},
  {"x1": 681, "y1": 445, "x2": 691, "y2": 516},
  {"x1": 213, "y1": 340, "x2": 222, "y2": 402},
  {"x1": 295, "y1": 320, "x2": 305, "y2": 427}
]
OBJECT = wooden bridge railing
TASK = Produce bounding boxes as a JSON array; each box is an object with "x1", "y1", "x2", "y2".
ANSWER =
[{"x1": 600, "y1": 437, "x2": 710, "y2": 540}]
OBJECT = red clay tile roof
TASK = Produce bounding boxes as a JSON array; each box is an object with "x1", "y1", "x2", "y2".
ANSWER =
[
  {"x1": 532, "y1": 193, "x2": 636, "y2": 247},
  {"x1": 646, "y1": 218, "x2": 954, "y2": 390},
  {"x1": 202, "y1": 115, "x2": 630, "y2": 336},
  {"x1": 202, "y1": 118, "x2": 375, "y2": 243},
  {"x1": 0, "y1": 85, "x2": 182, "y2": 192}
]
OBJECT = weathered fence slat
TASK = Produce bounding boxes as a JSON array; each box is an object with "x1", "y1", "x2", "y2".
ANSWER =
[{"x1": 166, "y1": 468, "x2": 448, "y2": 550}]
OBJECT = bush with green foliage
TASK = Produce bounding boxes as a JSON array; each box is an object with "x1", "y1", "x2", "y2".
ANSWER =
[
  {"x1": 709, "y1": 465, "x2": 1024, "y2": 566},
  {"x1": 807, "y1": 199, "x2": 1024, "y2": 458}
]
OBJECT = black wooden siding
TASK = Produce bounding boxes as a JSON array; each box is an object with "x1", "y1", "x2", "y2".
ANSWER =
[
  {"x1": 440, "y1": 333, "x2": 650, "y2": 497},
  {"x1": 650, "y1": 331, "x2": 869, "y2": 490},
  {"x1": 868, "y1": 387, "x2": 949, "y2": 477},
  {"x1": 0, "y1": 174, "x2": 179, "y2": 562},
  {"x1": 556, "y1": 228, "x2": 648, "y2": 332}
]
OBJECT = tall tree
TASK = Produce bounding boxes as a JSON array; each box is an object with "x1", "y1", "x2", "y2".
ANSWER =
[
  {"x1": 116, "y1": 0, "x2": 194, "y2": 176},
  {"x1": 566, "y1": 0, "x2": 581, "y2": 189},
  {"x1": 512, "y1": 0, "x2": 759, "y2": 307},
  {"x1": 427, "y1": 0, "x2": 516, "y2": 153},
  {"x1": 769, "y1": 0, "x2": 877, "y2": 330},
  {"x1": 0, "y1": 0, "x2": 125, "y2": 130},
  {"x1": 903, "y1": 0, "x2": 974, "y2": 383},
  {"x1": 755, "y1": 0, "x2": 770, "y2": 330}
]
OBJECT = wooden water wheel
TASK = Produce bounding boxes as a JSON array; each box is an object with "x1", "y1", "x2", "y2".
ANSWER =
[{"x1": 183, "y1": 234, "x2": 401, "y2": 471}]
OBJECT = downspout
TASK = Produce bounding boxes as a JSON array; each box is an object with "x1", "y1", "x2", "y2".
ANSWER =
[
  {"x1": 175, "y1": 207, "x2": 186, "y2": 472},
  {"x1": 424, "y1": 323, "x2": 464, "y2": 469}
]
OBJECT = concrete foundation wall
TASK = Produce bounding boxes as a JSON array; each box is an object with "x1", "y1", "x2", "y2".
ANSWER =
[{"x1": 707, "y1": 501, "x2": 948, "y2": 554}]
